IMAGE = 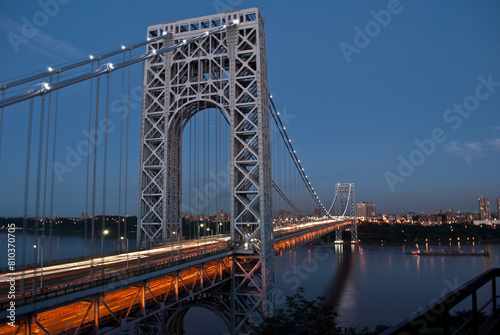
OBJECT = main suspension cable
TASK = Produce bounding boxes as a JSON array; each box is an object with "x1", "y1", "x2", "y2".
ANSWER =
[
  {"x1": 0, "y1": 23, "x2": 238, "y2": 109},
  {"x1": 268, "y1": 96, "x2": 329, "y2": 216}
]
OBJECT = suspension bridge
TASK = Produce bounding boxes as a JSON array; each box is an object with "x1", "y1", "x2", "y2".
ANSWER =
[{"x1": 0, "y1": 8, "x2": 357, "y2": 334}]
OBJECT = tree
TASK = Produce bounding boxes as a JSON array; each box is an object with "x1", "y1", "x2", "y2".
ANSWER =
[{"x1": 253, "y1": 287, "x2": 340, "y2": 335}]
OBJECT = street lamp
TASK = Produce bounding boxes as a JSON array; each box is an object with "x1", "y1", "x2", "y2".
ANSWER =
[
  {"x1": 101, "y1": 229, "x2": 109, "y2": 255},
  {"x1": 33, "y1": 236, "x2": 44, "y2": 290},
  {"x1": 208, "y1": 227, "x2": 212, "y2": 250},
  {"x1": 101, "y1": 229, "x2": 109, "y2": 280},
  {"x1": 121, "y1": 236, "x2": 129, "y2": 269},
  {"x1": 197, "y1": 222, "x2": 204, "y2": 255},
  {"x1": 173, "y1": 230, "x2": 182, "y2": 260}
]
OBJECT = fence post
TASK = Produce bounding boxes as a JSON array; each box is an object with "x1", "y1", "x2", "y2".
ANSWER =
[
  {"x1": 493, "y1": 277, "x2": 497, "y2": 316},
  {"x1": 472, "y1": 291, "x2": 478, "y2": 335}
]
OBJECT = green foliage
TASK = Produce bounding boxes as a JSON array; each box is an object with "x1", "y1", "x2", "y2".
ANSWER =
[{"x1": 253, "y1": 287, "x2": 340, "y2": 335}]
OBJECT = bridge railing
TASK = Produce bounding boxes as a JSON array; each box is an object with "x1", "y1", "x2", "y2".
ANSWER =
[
  {"x1": 0, "y1": 248, "x2": 133, "y2": 273},
  {"x1": 274, "y1": 218, "x2": 351, "y2": 240},
  {"x1": 0, "y1": 246, "x2": 231, "y2": 312},
  {"x1": 0, "y1": 234, "x2": 231, "y2": 273},
  {"x1": 382, "y1": 267, "x2": 500, "y2": 335}
]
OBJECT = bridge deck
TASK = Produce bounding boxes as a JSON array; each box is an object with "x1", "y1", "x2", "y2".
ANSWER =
[{"x1": 0, "y1": 219, "x2": 353, "y2": 334}]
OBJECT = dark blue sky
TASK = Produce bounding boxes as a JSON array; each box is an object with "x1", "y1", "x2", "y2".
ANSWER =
[{"x1": 0, "y1": 0, "x2": 499, "y2": 217}]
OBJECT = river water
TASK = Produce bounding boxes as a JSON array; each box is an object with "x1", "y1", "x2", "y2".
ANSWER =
[
  {"x1": 273, "y1": 242, "x2": 500, "y2": 330},
  {"x1": 186, "y1": 241, "x2": 500, "y2": 333},
  {"x1": 1, "y1": 233, "x2": 499, "y2": 333}
]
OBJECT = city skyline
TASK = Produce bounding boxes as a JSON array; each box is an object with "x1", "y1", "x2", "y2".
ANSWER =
[{"x1": 0, "y1": 1, "x2": 499, "y2": 217}]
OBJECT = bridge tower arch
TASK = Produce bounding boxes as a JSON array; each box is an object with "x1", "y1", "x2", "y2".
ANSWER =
[
  {"x1": 331, "y1": 183, "x2": 357, "y2": 243},
  {"x1": 138, "y1": 8, "x2": 274, "y2": 333}
]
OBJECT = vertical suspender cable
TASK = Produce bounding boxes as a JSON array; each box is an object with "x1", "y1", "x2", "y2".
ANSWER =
[
  {"x1": 117, "y1": 55, "x2": 125, "y2": 252},
  {"x1": 292, "y1": 165, "x2": 300, "y2": 215},
  {"x1": 23, "y1": 99, "x2": 34, "y2": 269},
  {"x1": 102, "y1": 73, "x2": 110, "y2": 256},
  {"x1": 203, "y1": 104, "x2": 207, "y2": 222},
  {"x1": 90, "y1": 72, "x2": 101, "y2": 274},
  {"x1": 195, "y1": 108, "x2": 198, "y2": 218},
  {"x1": 31, "y1": 95, "x2": 45, "y2": 296},
  {"x1": 42, "y1": 76, "x2": 53, "y2": 247},
  {"x1": 48, "y1": 74, "x2": 60, "y2": 262},
  {"x1": 21, "y1": 99, "x2": 33, "y2": 298},
  {"x1": 215, "y1": 110, "x2": 219, "y2": 226},
  {"x1": 189, "y1": 114, "x2": 192, "y2": 238},
  {"x1": 273, "y1": 127, "x2": 277, "y2": 214},
  {"x1": 207, "y1": 107, "x2": 211, "y2": 216},
  {"x1": 124, "y1": 51, "x2": 131, "y2": 241},
  {"x1": 222, "y1": 111, "x2": 225, "y2": 218},
  {"x1": 278, "y1": 133, "x2": 282, "y2": 212},
  {"x1": 34, "y1": 94, "x2": 46, "y2": 291},
  {"x1": 188, "y1": 117, "x2": 192, "y2": 239},
  {"x1": 225, "y1": 110, "x2": 228, "y2": 215},
  {"x1": 279, "y1": 136, "x2": 283, "y2": 211},
  {"x1": 222, "y1": 111, "x2": 225, "y2": 217},
  {"x1": 222, "y1": 111, "x2": 225, "y2": 221},
  {"x1": 193, "y1": 111, "x2": 196, "y2": 236},
  {"x1": 180, "y1": 102, "x2": 189, "y2": 249},
  {"x1": 84, "y1": 64, "x2": 94, "y2": 258},
  {"x1": 190, "y1": 112, "x2": 193, "y2": 223}
]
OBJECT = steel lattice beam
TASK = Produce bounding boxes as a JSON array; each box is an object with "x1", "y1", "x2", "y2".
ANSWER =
[{"x1": 138, "y1": 8, "x2": 274, "y2": 334}]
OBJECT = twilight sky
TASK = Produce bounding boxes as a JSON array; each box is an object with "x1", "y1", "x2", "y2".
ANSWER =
[{"x1": 0, "y1": 0, "x2": 499, "y2": 217}]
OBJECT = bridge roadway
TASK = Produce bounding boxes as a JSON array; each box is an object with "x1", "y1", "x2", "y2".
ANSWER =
[{"x1": 0, "y1": 219, "x2": 352, "y2": 334}]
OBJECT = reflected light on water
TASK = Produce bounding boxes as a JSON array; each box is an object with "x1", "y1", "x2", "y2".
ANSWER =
[
  {"x1": 359, "y1": 245, "x2": 366, "y2": 272},
  {"x1": 307, "y1": 248, "x2": 312, "y2": 268}
]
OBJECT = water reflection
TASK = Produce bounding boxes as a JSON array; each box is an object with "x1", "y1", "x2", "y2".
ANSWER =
[
  {"x1": 327, "y1": 244, "x2": 354, "y2": 308},
  {"x1": 326, "y1": 243, "x2": 357, "y2": 326}
]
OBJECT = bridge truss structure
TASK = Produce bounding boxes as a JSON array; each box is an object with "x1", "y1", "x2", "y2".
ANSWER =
[
  {"x1": 138, "y1": 8, "x2": 273, "y2": 333},
  {"x1": 328, "y1": 183, "x2": 357, "y2": 243}
]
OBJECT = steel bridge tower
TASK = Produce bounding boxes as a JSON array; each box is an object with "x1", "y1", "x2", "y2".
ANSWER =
[
  {"x1": 332, "y1": 183, "x2": 357, "y2": 243},
  {"x1": 137, "y1": 8, "x2": 273, "y2": 333}
]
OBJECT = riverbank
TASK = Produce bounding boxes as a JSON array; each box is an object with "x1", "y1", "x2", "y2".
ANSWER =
[{"x1": 356, "y1": 221, "x2": 500, "y2": 244}]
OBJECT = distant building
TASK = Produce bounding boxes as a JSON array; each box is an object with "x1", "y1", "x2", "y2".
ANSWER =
[
  {"x1": 446, "y1": 208, "x2": 453, "y2": 224},
  {"x1": 498, "y1": 198, "x2": 500, "y2": 219},
  {"x1": 478, "y1": 196, "x2": 490, "y2": 220},
  {"x1": 314, "y1": 208, "x2": 321, "y2": 216},
  {"x1": 357, "y1": 202, "x2": 376, "y2": 218}
]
